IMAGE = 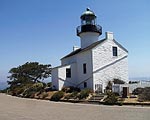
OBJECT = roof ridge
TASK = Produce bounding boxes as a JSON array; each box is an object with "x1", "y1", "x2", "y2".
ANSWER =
[{"x1": 61, "y1": 39, "x2": 106, "y2": 59}]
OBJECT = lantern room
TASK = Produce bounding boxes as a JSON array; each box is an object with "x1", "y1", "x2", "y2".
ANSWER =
[{"x1": 77, "y1": 8, "x2": 102, "y2": 36}]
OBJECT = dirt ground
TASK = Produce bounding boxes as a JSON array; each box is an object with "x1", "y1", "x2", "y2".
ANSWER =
[{"x1": 0, "y1": 93, "x2": 150, "y2": 120}]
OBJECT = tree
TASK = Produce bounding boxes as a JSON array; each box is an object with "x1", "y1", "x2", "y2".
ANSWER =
[{"x1": 8, "y1": 62, "x2": 51, "y2": 88}]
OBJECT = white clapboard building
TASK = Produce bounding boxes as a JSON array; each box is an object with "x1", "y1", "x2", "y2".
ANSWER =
[{"x1": 52, "y1": 8, "x2": 128, "y2": 92}]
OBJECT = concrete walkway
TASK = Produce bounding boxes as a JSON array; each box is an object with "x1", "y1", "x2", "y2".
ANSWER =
[{"x1": 0, "y1": 93, "x2": 150, "y2": 120}]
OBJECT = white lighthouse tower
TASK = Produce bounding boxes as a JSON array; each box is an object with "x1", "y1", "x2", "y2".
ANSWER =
[{"x1": 76, "y1": 8, "x2": 102, "y2": 49}]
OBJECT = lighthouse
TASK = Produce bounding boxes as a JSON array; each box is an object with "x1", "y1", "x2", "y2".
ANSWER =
[
  {"x1": 52, "y1": 8, "x2": 128, "y2": 92},
  {"x1": 76, "y1": 8, "x2": 102, "y2": 49}
]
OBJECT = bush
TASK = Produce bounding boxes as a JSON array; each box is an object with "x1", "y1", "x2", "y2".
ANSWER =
[
  {"x1": 46, "y1": 82, "x2": 52, "y2": 87},
  {"x1": 10, "y1": 86, "x2": 26, "y2": 96},
  {"x1": 21, "y1": 82, "x2": 45, "y2": 98},
  {"x1": 7, "y1": 82, "x2": 45, "y2": 98},
  {"x1": 41, "y1": 92, "x2": 48, "y2": 99},
  {"x1": 32, "y1": 83, "x2": 44, "y2": 92},
  {"x1": 64, "y1": 91, "x2": 78, "y2": 100},
  {"x1": 132, "y1": 87, "x2": 144, "y2": 95},
  {"x1": 129, "y1": 81, "x2": 139, "y2": 84},
  {"x1": 50, "y1": 91, "x2": 64, "y2": 101},
  {"x1": 113, "y1": 92, "x2": 120, "y2": 96},
  {"x1": 23, "y1": 88, "x2": 36, "y2": 98},
  {"x1": 118, "y1": 101, "x2": 123, "y2": 106},
  {"x1": 106, "y1": 81, "x2": 112, "y2": 90},
  {"x1": 77, "y1": 89, "x2": 90, "y2": 100},
  {"x1": 113, "y1": 79, "x2": 125, "y2": 84},
  {"x1": 62, "y1": 86, "x2": 80, "y2": 93},
  {"x1": 138, "y1": 87, "x2": 150, "y2": 101},
  {"x1": 104, "y1": 92, "x2": 118, "y2": 105},
  {"x1": 0, "y1": 88, "x2": 9, "y2": 93},
  {"x1": 45, "y1": 87, "x2": 53, "y2": 92}
]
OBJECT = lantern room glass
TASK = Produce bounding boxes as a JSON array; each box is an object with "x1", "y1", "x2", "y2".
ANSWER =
[{"x1": 81, "y1": 16, "x2": 96, "y2": 25}]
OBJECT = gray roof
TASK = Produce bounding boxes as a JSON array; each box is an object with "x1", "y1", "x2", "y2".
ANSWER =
[
  {"x1": 61, "y1": 38, "x2": 128, "y2": 60},
  {"x1": 61, "y1": 39, "x2": 106, "y2": 59}
]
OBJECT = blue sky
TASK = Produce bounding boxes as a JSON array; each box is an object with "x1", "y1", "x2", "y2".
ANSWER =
[{"x1": 0, "y1": 0, "x2": 150, "y2": 82}]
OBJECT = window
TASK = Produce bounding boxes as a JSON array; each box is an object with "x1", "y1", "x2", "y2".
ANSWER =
[
  {"x1": 66, "y1": 68, "x2": 71, "y2": 78},
  {"x1": 113, "y1": 47, "x2": 118, "y2": 56},
  {"x1": 84, "y1": 82, "x2": 87, "y2": 88},
  {"x1": 83, "y1": 63, "x2": 87, "y2": 74}
]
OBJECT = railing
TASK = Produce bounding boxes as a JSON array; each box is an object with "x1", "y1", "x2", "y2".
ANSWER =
[{"x1": 76, "y1": 24, "x2": 102, "y2": 36}]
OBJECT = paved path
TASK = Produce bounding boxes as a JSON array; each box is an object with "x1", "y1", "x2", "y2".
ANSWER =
[{"x1": 0, "y1": 93, "x2": 150, "y2": 120}]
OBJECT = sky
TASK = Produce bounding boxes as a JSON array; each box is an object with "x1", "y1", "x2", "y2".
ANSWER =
[{"x1": 0, "y1": 0, "x2": 150, "y2": 83}]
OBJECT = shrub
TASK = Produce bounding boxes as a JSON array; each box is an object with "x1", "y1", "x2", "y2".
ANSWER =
[
  {"x1": 0, "y1": 88, "x2": 9, "y2": 93},
  {"x1": 62, "y1": 86, "x2": 80, "y2": 93},
  {"x1": 23, "y1": 88, "x2": 36, "y2": 98},
  {"x1": 118, "y1": 101, "x2": 123, "y2": 106},
  {"x1": 64, "y1": 94, "x2": 71, "y2": 100},
  {"x1": 45, "y1": 87, "x2": 53, "y2": 92},
  {"x1": 10, "y1": 86, "x2": 26, "y2": 96},
  {"x1": 46, "y1": 82, "x2": 52, "y2": 87},
  {"x1": 77, "y1": 89, "x2": 90, "y2": 100},
  {"x1": 113, "y1": 92, "x2": 120, "y2": 96},
  {"x1": 129, "y1": 81, "x2": 139, "y2": 84},
  {"x1": 138, "y1": 87, "x2": 150, "y2": 101},
  {"x1": 32, "y1": 83, "x2": 44, "y2": 92},
  {"x1": 41, "y1": 92, "x2": 48, "y2": 99},
  {"x1": 132, "y1": 87, "x2": 144, "y2": 95},
  {"x1": 21, "y1": 82, "x2": 45, "y2": 98},
  {"x1": 64, "y1": 91, "x2": 78, "y2": 100},
  {"x1": 24, "y1": 91, "x2": 35, "y2": 98},
  {"x1": 50, "y1": 91, "x2": 64, "y2": 101},
  {"x1": 106, "y1": 81, "x2": 112, "y2": 90},
  {"x1": 104, "y1": 92, "x2": 118, "y2": 105},
  {"x1": 113, "y1": 79, "x2": 125, "y2": 84}
]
